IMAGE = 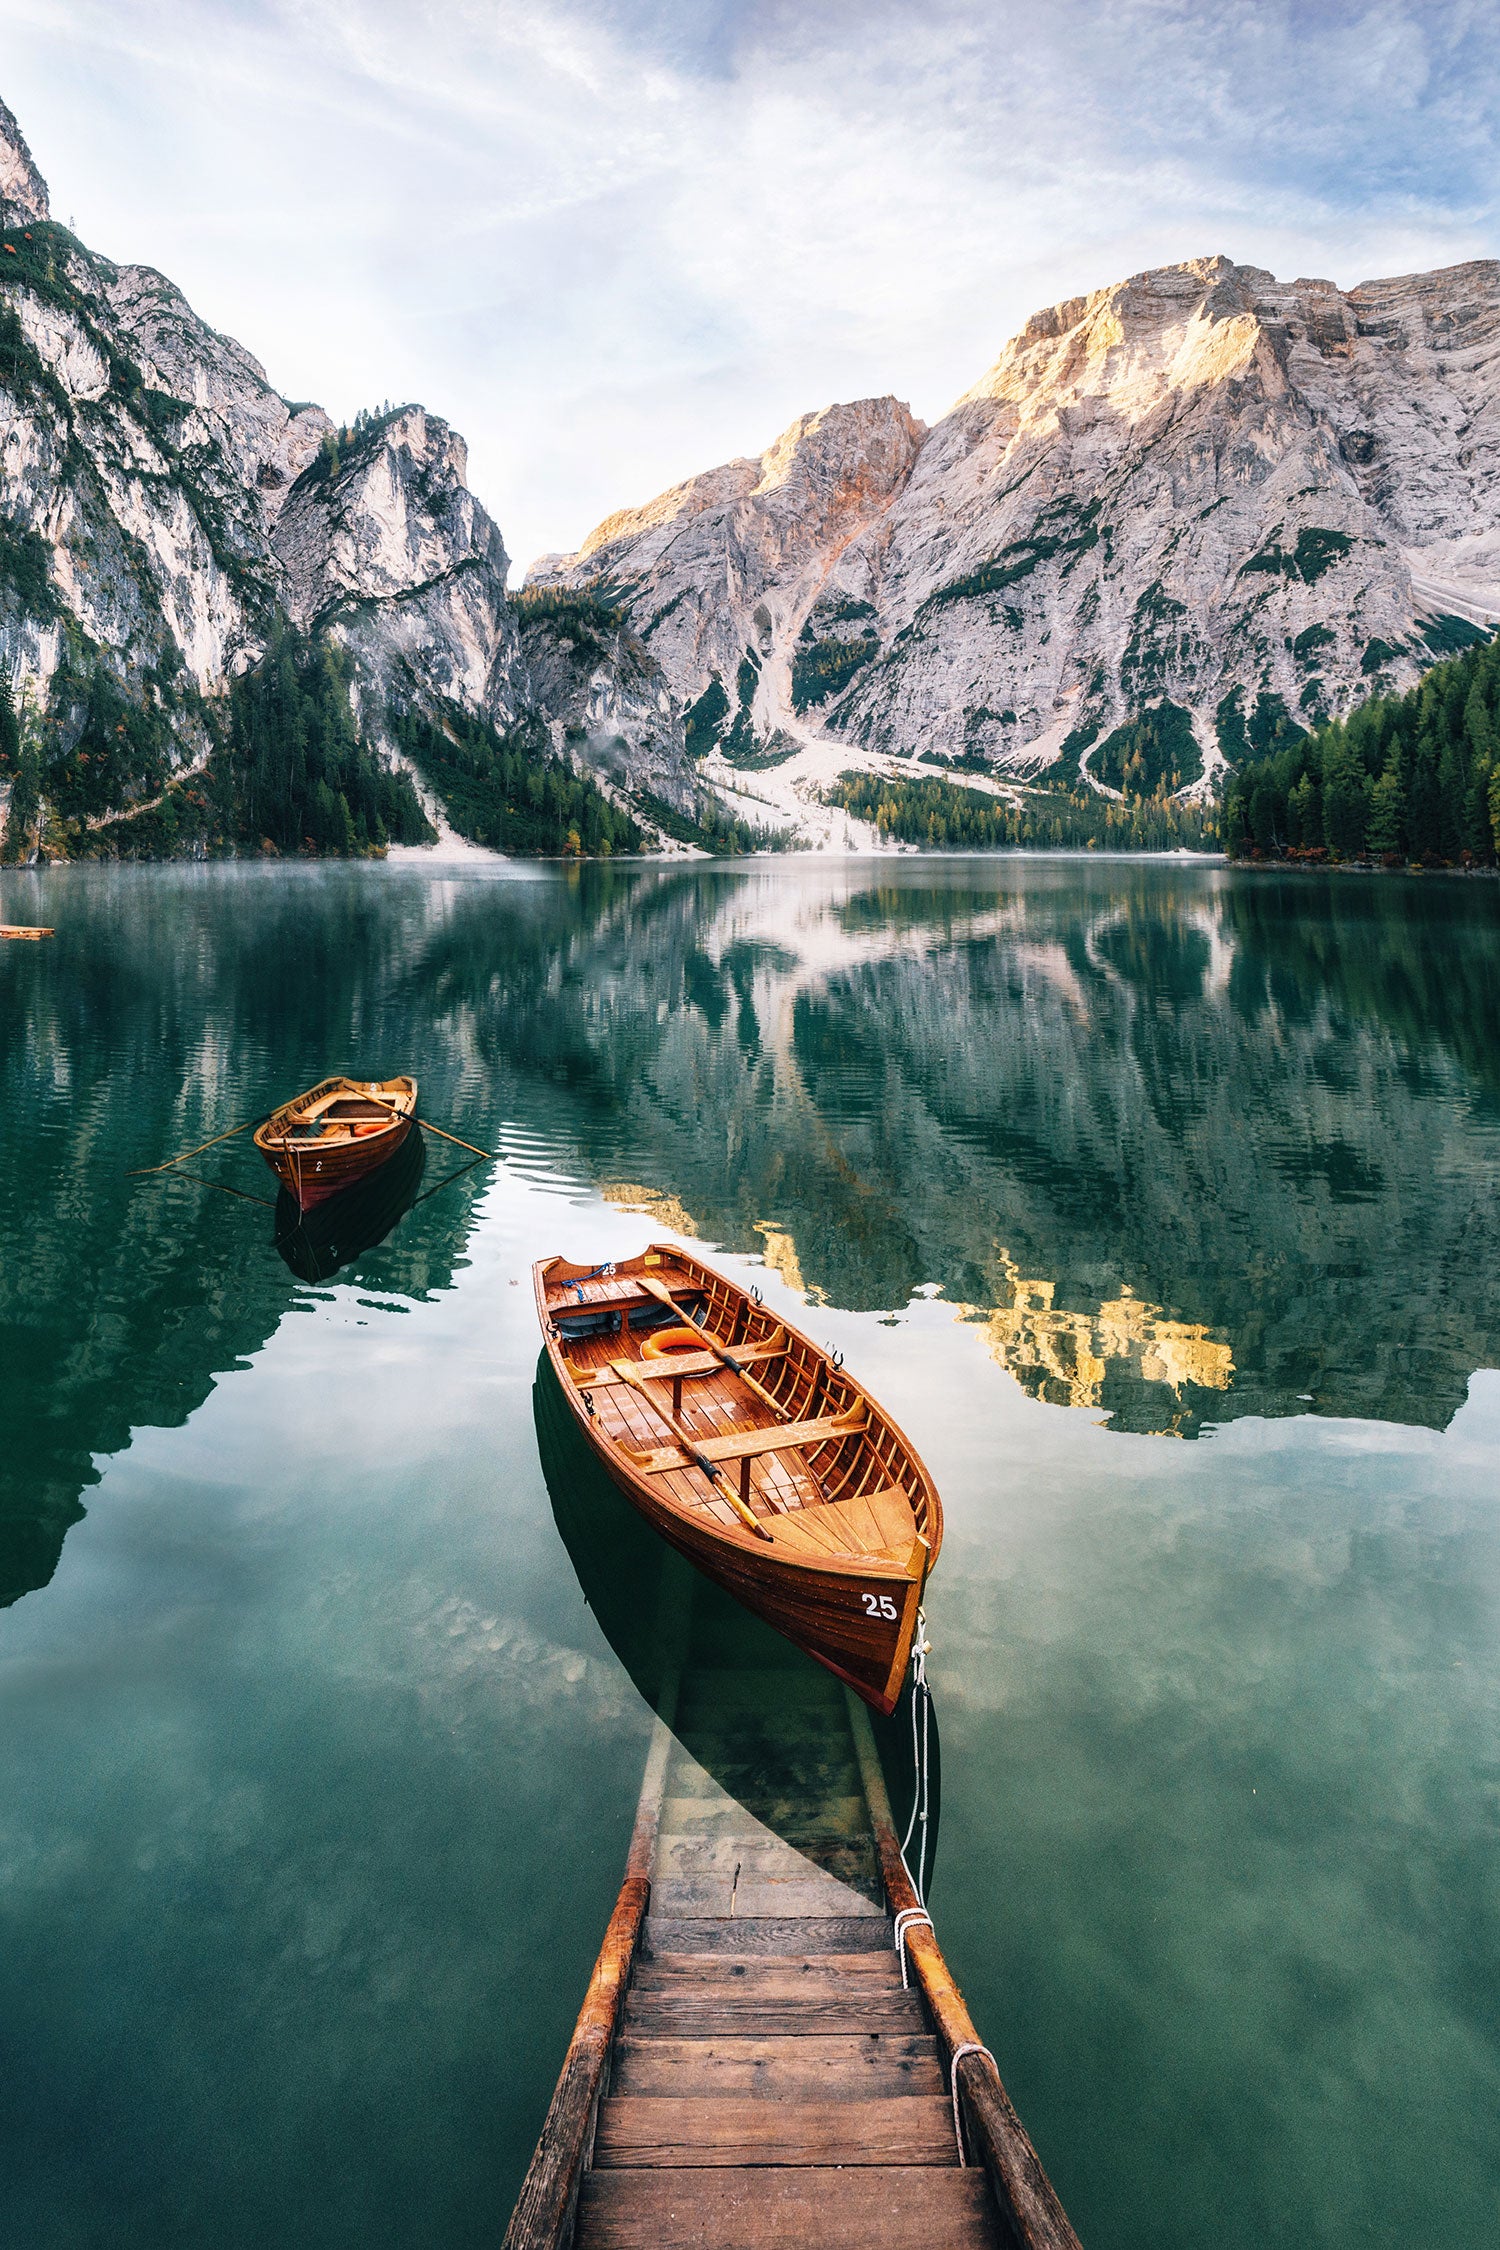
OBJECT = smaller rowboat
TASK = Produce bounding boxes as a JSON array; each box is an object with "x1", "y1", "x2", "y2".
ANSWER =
[
  {"x1": 272, "y1": 1122, "x2": 426, "y2": 1281},
  {"x1": 534, "y1": 1243, "x2": 943, "y2": 1713},
  {"x1": 254, "y1": 1075, "x2": 417, "y2": 1211},
  {"x1": 1, "y1": 924, "x2": 53, "y2": 939}
]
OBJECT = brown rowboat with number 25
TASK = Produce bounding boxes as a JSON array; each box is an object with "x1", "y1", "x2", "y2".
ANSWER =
[{"x1": 534, "y1": 1243, "x2": 942, "y2": 1714}]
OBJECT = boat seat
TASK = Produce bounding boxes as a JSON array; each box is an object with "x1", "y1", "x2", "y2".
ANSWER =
[
  {"x1": 575, "y1": 1339, "x2": 788, "y2": 1390},
  {"x1": 767, "y1": 1485, "x2": 924, "y2": 1563},
  {"x1": 628, "y1": 1409, "x2": 867, "y2": 1477}
]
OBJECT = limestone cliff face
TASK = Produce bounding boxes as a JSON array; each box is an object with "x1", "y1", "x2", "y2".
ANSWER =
[
  {"x1": 0, "y1": 97, "x2": 673, "y2": 829},
  {"x1": 535, "y1": 256, "x2": 1500, "y2": 791},
  {"x1": 518, "y1": 603, "x2": 693, "y2": 812},
  {"x1": 0, "y1": 94, "x2": 46, "y2": 224},
  {"x1": 530, "y1": 398, "x2": 926, "y2": 754},
  {"x1": 0, "y1": 117, "x2": 524, "y2": 741}
]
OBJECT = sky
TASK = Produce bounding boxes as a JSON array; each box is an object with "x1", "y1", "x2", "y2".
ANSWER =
[{"x1": 1, "y1": 0, "x2": 1498, "y2": 577}]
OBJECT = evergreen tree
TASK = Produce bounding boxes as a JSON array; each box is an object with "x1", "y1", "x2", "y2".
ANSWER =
[{"x1": 1226, "y1": 626, "x2": 1500, "y2": 866}]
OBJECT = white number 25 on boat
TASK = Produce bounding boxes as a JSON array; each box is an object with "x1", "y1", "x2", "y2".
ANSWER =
[{"x1": 861, "y1": 1593, "x2": 899, "y2": 1620}]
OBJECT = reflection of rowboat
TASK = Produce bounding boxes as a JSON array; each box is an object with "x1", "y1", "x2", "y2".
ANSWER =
[
  {"x1": 273, "y1": 1122, "x2": 426, "y2": 1282},
  {"x1": 253, "y1": 1075, "x2": 417, "y2": 1211},
  {"x1": 1, "y1": 924, "x2": 53, "y2": 939},
  {"x1": 533, "y1": 1242, "x2": 943, "y2": 1714}
]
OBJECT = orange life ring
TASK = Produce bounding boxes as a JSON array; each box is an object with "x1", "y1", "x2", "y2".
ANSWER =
[{"x1": 641, "y1": 1325, "x2": 704, "y2": 1360}]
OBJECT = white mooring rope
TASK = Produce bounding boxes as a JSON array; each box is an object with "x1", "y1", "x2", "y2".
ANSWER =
[
  {"x1": 892, "y1": 1906, "x2": 933, "y2": 1989},
  {"x1": 947, "y1": 2041, "x2": 997, "y2": 2165},
  {"x1": 898, "y1": 1609, "x2": 933, "y2": 1902}
]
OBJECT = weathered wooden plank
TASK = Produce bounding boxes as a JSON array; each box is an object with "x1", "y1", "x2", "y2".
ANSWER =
[
  {"x1": 593, "y1": 2096, "x2": 957, "y2": 2168},
  {"x1": 658, "y1": 1795, "x2": 869, "y2": 1840},
  {"x1": 667, "y1": 1760, "x2": 864, "y2": 1800},
  {"x1": 575, "y1": 2166, "x2": 997, "y2": 2250},
  {"x1": 675, "y1": 1717, "x2": 854, "y2": 1753},
  {"x1": 644, "y1": 1915, "x2": 892, "y2": 1956},
  {"x1": 633, "y1": 1952, "x2": 902, "y2": 1987},
  {"x1": 648, "y1": 1874, "x2": 884, "y2": 1921},
  {"x1": 653, "y1": 1839, "x2": 879, "y2": 1891},
  {"x1": 610, "y1": 2032, "x2": 946, "y2": 2099},
  {"x1": 622, "y1": 1990, "x2": 927, "y2": 2037}
]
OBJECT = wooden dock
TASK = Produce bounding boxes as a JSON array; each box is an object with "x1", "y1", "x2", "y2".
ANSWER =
[{"x1": 505, "y1": 1604, "x2": 1081, "y2": 2250}]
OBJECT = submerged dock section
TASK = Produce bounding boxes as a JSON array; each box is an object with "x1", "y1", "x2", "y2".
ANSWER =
[{"x1": 504, "y1": 1608, "x2": 1081, "y2": 2250}]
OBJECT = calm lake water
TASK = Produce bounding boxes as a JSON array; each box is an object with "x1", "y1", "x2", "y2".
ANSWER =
[{"x1": 2, "y1": 854, "x2": 1498, "y2": 2250}]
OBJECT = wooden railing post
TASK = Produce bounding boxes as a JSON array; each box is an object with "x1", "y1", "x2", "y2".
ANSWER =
[{"x1": 846, "y1": 1690, "x2": 1084, "y2": 2250}]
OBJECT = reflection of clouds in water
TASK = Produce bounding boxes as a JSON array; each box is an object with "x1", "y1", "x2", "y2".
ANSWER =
[{"x1": 297, "y1": 1574, "x2": 638, "y2": 1733}]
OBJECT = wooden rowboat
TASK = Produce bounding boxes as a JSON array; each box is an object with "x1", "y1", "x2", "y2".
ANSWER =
[
  {"x1": 0, "y1": 924, "x2": 53, "y2": 939},
  {"x1": 272, "y1": 1121, "x2": 426, "y2": 1281},
  {"x1": 253, "y1": 1074, "x2": 417, "y2": 1211},
  {"x1": 534, "y1": 1243, "x2": 943, "y2": 1714}
]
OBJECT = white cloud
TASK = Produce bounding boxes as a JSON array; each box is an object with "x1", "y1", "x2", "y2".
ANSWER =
[{"x1": 1, "y1": 0, "x2": 1496, "y2": 572}]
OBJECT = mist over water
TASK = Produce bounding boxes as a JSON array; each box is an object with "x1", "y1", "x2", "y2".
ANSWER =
[{"x1": 1, "y1": 855, "x2": 1497, "y2": 2249}]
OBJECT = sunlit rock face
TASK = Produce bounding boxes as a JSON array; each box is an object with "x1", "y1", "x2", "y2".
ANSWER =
[
  {"x1": 530, "y1": 397, "x2": 927, "y2": 748},
  {"x1": 0, "y1": 100, "x2": 551, "y2": 809},
  {"x1": 0, "y1": 94, "x2": 46, "y2": 223},
  {"x1": 536, "y1": 255, "x2": 1500, "y2": 791}
]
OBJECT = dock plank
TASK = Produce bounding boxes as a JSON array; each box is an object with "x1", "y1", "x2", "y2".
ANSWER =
[
  {"x1": 622, "y1": 1990, "x2": 927, "y2": 2037},
  {"x1": 593, "y1": 2096, "x2": 957, "y2": 2167},
  {"x1": 633, "y1": 1953, "x2": 902, "y2": 1987},
  {"x1": 575, "y1": 2167, "x2": 996, "y2": 2250},
  {"x1": 645, "y1": 1915, "x2": 893, "y2": 1956},
  {"x1": 611, "y1": 2033, "x2": 946, "y2": 2099}
]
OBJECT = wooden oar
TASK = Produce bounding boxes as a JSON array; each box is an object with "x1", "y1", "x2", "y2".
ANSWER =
[
  {"x1": 128, "y1": 1115, "x2": 264, "y2": 1176},
  {"x1": 639, "y1": 1273, "x2": 837, "y2": 1509},
  {"x1": 420, "y1": 1120, "x2": 497, "y2": 1161},
  {"x1": 614, "y1": 1364, "x2": 774, "y2": 1542},
  {"x1": 358, "y1": 1098, "x2": 496, "y2": 1163},
  {"x1": 638, "y1": 1275, "x2": 786, "y2": 1417}
]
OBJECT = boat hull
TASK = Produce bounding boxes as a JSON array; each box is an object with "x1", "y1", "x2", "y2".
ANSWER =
[
  {"x1": 254, "y1": 1075, "x2": 417, "y2": 1212},
  {"x1": 273, "y1": 1124, "x2": 427, "y2": 1280},
  {"x1": 534, "y1": 1246, "x2": 943, "y2": 1714}
]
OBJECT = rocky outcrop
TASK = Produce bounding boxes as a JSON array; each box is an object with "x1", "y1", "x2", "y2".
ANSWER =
[
  {"x1": 0, "y1": 95, "x2": 684, "y2": 838},
  {"x1": 535, "y1": 255, "x2": 1500, "y2": 797},
  {"x1": 530, "y1": 398, "x2": 925, "y2": 768},
  {"x1": 517, "y1": 598, "x2": 694, "y2": 812},
  {"x1": 0, "y1": 93, "x2": 46, "y2": 223}
]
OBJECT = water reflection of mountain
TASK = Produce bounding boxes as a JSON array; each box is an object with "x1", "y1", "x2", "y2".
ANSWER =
[
  {"x1": 433, "y1": 861, "x2": 1500, "y2": 1438},
  {"x1": 0, "y1": 869, "x2": 490, "y2": 1610},
  {"x1": 5, "y1": 857, "x2": 1497, "y2": 1615}
]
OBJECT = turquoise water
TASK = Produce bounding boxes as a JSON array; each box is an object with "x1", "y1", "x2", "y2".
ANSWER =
[{"x1": 1, "y1": 855, "x2": 1497, "y2": 2247}]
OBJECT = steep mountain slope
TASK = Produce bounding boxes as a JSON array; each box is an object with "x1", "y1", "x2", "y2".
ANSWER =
[
  {"x1": 0, "y1": 94, "x2": 694, "y2": 853},
  {"x1": 534, "y1": 255, "x2": 1500, "y2": 798}
]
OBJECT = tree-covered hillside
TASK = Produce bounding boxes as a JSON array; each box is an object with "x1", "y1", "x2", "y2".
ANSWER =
[
  {"x1": 1225, "y1": 631, "x2": 1500, "y2": 866},
  {"x1": 393, "y1": 704, "x2": 643, "y2": 856},
  {"x1": 1, "y1": 629, "x2": 433, "y2": 861},
  {"x1": 828, "y1": 769, "x2": 1216, "y2": 851}
]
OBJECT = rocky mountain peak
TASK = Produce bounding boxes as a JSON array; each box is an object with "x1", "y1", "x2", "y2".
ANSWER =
[
  {"x1": 0, "y1": 93, "x2": 48, "y2": 223},
  {"x1": 536, "y1": 250, "x2": 1500, "y2": 818}
]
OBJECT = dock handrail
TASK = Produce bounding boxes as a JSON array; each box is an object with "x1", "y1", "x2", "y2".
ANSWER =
[
  {"x1": 846, "y1": 1689, "x2": 1084, "y2": 2250},
  {"x1": 501, "y1": 1705, "x2": 675, "y2": 2250}
]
